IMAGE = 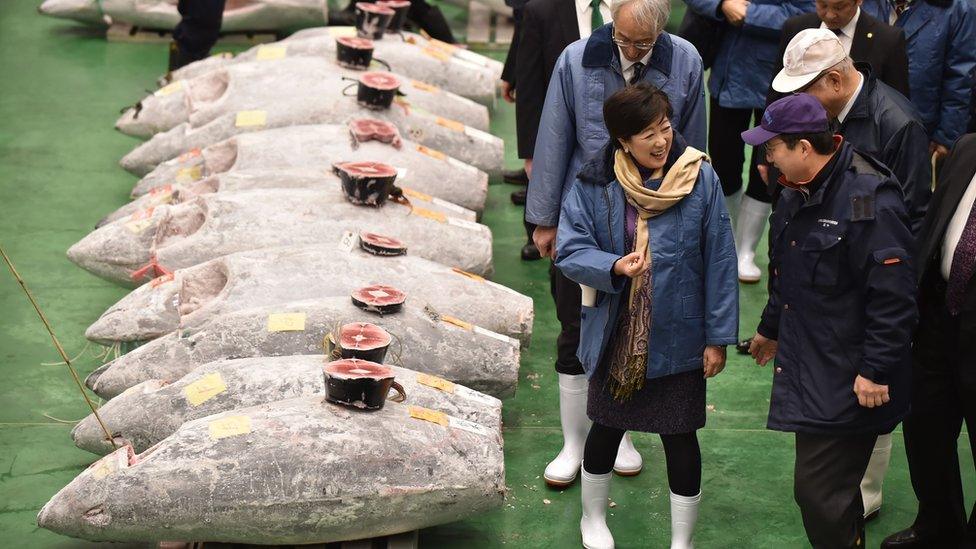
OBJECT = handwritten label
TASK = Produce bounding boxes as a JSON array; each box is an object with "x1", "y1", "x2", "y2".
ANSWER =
[
  {"x1": 440, "y1": 314, "x2": 473, "y2": 331},
  {"x1": 435, "y1": 117, "x2": 465, "y2": 132},
  {"x1": 474, "y1": 325, "x2": 518, "y2": 346},
  {"x1": 256, "y1": 45, "x2": 287, "y2": 60},
  {"x1": 412, "y1": 207, "x2": 446, "y2": 223},
  {"x1": 455, "y1": 385, "x2": 498, "y2": 406},
  {"x1": 184, "y1": 372, "x2": 227, "y2": 406},
  {"x1": 416, "y1": 373, "x2": 456, "y2": 394},
  {"x1": 338, "y1": 230, "x2": 357, "y2": 253},
  {"x1": 447, "y1": 156, "x2": 478, "y2": 173},
  {"x1": 176, "y1": 165, "x2": 202, "y2": 183},
  {"x1": 431, "y1": 197, "x2": 467, "y2": 214},
  {"x1": 208, "y1": 415, "x2": 252, "y2": 440},
  {"x1": 447, "y1": 217, "x2": 482, "y2": 232},
  {"x1": 267, "y1": 312, "x2": 306, "y2": 332},
  {"x1": 235, "y1": 110, "x2": 267, "y2": 128},
  {"x1": 124, "y1": 218, "x2": 154, "y2": 234},
  {"x1": 411, "y1": 80, "x2": 440, "y2": 93},
  {"x1": 448, "y1": 416, "x2": 492, "y2": 437},
  {"x1": 408, "y1": 405, "x2": 449, "y2": 426},
  {"x1": 154, "y1": 80, "x2": 183, "y2": 97},
  {"x1": 416, "y1": 144, "x2": 446, "y2": 161},
  {"x1": 328, "y1": 26, "x2": 358, "y2": 38}
]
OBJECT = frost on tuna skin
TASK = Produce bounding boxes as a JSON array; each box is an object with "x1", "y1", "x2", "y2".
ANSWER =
[
  {"x1": 40, "y1": 397, "x2": 506, "y2": 545},
  {"x1": 84, "y1": 297, "x2": 521, "y2": 400},
  {"x1": 85, "y1": 244, "x2": 533, "y2": 345},
  {"x1": 72, "y1": 356, "x2": 503, "y2": 456}
]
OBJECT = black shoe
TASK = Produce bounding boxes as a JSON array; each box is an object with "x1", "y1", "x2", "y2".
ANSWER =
[
  {"x1": 736, "y1": 338, "x2": 752, "y2": 355},
  {"x1": 503, "y1": 168, "x2": 529, "y2": 185},
  {"x1": 881, "y1": 527, "x2": 953, "y2": 548},
  {"x1": 521, "y1": 243, "x2": 541, "y2": 261},
  {"x1": 511, "y1": 189, "x2": 527, "y2": 205}
]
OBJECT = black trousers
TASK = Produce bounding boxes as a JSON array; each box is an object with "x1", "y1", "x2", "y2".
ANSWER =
[
  {"x1": 583, "y1": 422, "x2": 701, "y2": 496},
  {"x1": 550, "y1": 263, "x2": 585, "y2": 375},
  {"x1": 902, "y1": 271, "x2": 976, "y2": 544},
  {"x1": 708, "y1": 98, "x2": 770, "y2": 202},
  {"x1": 794, "y1": 432, "x2": 878, "y2": 549},
  {"x1": 173, "y1": 0, "x2": 226, "y2": 61}
]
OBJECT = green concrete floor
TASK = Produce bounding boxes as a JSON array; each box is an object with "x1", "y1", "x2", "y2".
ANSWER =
[{"x1": 0, "y1": 1, "x2": 971, "y2": 547}]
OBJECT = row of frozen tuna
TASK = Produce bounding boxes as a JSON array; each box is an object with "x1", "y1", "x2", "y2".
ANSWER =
[{"x1": 40, "y1": 30, "x2": 525, "y2": 545}]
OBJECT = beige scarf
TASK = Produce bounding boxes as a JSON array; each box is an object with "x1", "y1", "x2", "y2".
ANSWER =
[{"x1": 608, "y1": 145, "x2": 709, "y2": 400}]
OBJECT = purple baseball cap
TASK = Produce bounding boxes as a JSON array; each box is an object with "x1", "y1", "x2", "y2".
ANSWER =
[{"x1": 741, "y1": 93, "x2": 830, "y2": 146}]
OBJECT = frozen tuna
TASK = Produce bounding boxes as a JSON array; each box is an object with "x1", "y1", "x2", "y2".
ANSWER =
[
  {"x1": 67, "y1": 188, "x2": 493, "y2": 286},
  {"x1": 72, "y1": 355, "x2": 503, "y2": 455},
  {"x1": 98, "y1": 168, "x2": 476, "y2": 227},
  {"x1": 39, "y1": 396, "x2": 505, "y2": 544},
  {"x1": 130, "y1": 124, "x2": 488, "y2": 213},
  {"x1": 38, "y1": 0, "x2": 328, "y2": 32},
  {"x1": 170, "y1": 28, "x2": 501, "y2": 104},
  {"x1": 85, "y1": 296, "x2": 521, "y2": 399},
  {"x1": 86, "y1": 244, "x2": 533, "y2": 344},
  {"x1": 117, "y1": 56, "x2": 489, "y2": 138},
  {"x1": 118, "y1": 84, "x2": 504, "y2": 176}
]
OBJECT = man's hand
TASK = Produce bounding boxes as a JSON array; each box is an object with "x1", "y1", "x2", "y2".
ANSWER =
[
  {"x1": 721, "y1": 0, "x2": 748, "y2": 25},
  {"x1": 501, "y1": 80, "x2": 516, "y2": 103},
  {"x1": 533, "y1": 225, "x2": 558, "y2": 259},
  {"x1": 748, "y1": 333, "x2": 777, "y2": 366},
  {"x1": 853, "y1": 375, "x2": 890, "y2": 408},
  {"x1": 929, "y1": 141, "x2": 950, "y2": 161},
  {"x1": 703, "y1": 345, "x2": 727, "y2": 378},
  {"x1": 612, "y1": 251, "x2": 648, "y2": 278}
]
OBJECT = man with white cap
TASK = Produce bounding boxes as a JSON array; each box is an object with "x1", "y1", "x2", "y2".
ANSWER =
[{"x1": 764, "y1": 28, "x2": 929, "y2": 523}]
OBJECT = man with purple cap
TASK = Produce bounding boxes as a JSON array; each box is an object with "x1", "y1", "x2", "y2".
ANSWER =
[{"x1": 743, "y1": 93, "x2": 917, "y2": 548}]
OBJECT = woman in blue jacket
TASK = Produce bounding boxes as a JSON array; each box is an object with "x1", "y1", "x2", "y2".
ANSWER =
[{"x1": 555, "y1": 83, "x2": 738, "y2": 549}]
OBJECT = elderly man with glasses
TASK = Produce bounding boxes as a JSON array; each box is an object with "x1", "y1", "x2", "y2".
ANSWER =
[{"x1": 524, "y1": 0, "x2": 707, "y2": 495}]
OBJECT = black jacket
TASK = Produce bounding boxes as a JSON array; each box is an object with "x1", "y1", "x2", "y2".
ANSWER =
[
  {"x1": 759, "y1": 141, "x2": 917, "y2": 435},
  {"x1": 512, "y1": 0, "x2": 581, "y2": 159},
  {"x1": 769, "y1": 10, "x2": 910, "y2": 102}
]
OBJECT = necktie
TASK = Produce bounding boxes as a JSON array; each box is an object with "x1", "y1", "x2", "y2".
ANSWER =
[
  {"x1": 590, "y1": 0, "x2": 604, "y2": 31},
  {"x1": 892, "y1": 0, "x2": 909, "y2": 15},
  {"x1": 831, "y1": 27, "x2": 843, "y2": 36},
  {"x1": 946, "y1": 200, "x2": 976, "y2": 315},
  {"x1": 629, "y1": 61, "x2": 644, "y2": 85}
]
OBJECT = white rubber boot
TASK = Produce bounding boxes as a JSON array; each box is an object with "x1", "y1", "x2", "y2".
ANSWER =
[
  {"x1": 544, "y1": 373, "x2": 591, "y2": 487},
  {"x1": 724, "y1": 188, "x2": 742, "y2": 230},
  {"x1": 613, "y1": 432, "x2": 643, "y2": 476},
  {"x1": 734, "y1": 195, "x2": 771, "y2": 284},
  {"x1": 580, "y1": 467, "x2": 615, "y2": 549},
  {"x1": 860, "y1": 433, "x2": 892, "y2": 520},
  {"x1": 670, "y1": 491, "x2": 701, "y2": 549}
]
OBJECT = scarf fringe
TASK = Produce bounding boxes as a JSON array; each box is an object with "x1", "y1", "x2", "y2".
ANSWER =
[{"x1": 609, "y1": 354, "x2": 647, "y2": 402}]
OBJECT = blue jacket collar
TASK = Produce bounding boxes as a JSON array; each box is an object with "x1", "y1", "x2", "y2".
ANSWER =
[
  {"x1": 581, "y1": 24, "x2": 673, "y2": 78},
  {"x1": 576, "y1": 131, "x2": 690, "y2": 186}
]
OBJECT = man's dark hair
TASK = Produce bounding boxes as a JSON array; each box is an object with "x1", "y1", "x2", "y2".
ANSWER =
[
  {"x1": 603, "y1": 83, "x2": 674, "y2": 149},
  {"x1": 780, "y1": 126, "x2": 837, "y2": 155}
]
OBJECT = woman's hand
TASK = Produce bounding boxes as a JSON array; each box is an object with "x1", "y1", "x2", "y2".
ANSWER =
[
  {"x1": 703, "y1": 345, "x2": 727, "y2": 378},
  {"x1": 613, "y1": 251, "x2": 648, "y2": 278}
]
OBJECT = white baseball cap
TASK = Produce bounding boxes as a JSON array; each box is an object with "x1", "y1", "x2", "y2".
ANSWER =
[{"x1": 772, "y1": 28, "x2": 848, "y2": 93}]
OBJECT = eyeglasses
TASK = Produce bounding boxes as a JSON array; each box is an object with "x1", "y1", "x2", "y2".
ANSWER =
[{"x1": 612, "y1": 32, "x2": 656, "y2": 51}]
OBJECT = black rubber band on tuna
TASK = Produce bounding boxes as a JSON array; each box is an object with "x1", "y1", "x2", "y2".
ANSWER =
[
  {"x1": 355, "y1": 2, "x2": 395, "y2": 40},
  {"x1": 359, "y1": 231, "x2": 408, "y2": 256},
  {"x1": 333, "y1": 161, "x2": 399, "y2": 206},
  {"x1": 336, "y1": 36, "x2": 375, "y2": 69},
  {"x1": 351, "y1": 284, "x2": 406, "y2": 315},
  {"x1": 356, "y1": 71, "x2": 400, "y2": 110},
  {"x1": 323, "y1": 358, "x2": 404, "y2": 410},
  {"x1": 378, "y1": 0, "x2": 410, "y2": 32},
  {"x1": 337, "y1": 322, "x2": 392, "y2": 363}
]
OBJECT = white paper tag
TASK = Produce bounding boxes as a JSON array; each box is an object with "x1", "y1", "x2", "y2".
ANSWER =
[
  {"x1": 447, "y1": 217, "x2": 482, "y2": 232},
  {"x1": 464, "y1": 125, "x2": 493, "y2": 141},
  {"x1": 485, "y1": 279, "x2": 524, "y2": 296},
  {"x1": 395, "y1": 167, "x2": 408, "y2": 180},
  {"x1": 454, "y1": 385, "x2": 499, "y2": 406},
  {"x1": 448, "y1": 416, "x2": 492, "y2": 437},
  {"x1": 447, "y1": 156, "x2": 478, "y2": 173},
  {"x1": 474, "y1": 325, "x2": 519, "y2": 346},
  {"x1": 431, "y1": 196, "x2": 467, "y2": 214},
  {"x1": 338, "y1": 230, "x2": 356, "y2": 253}
]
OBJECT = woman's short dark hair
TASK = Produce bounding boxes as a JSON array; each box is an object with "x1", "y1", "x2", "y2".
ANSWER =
[{"x1": 603, "y1": 83, "x2": 674, "y2": 148}]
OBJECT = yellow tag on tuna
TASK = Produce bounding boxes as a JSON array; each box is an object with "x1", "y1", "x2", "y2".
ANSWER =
[
  {"x1": 411, "y1": 80, "x2": 440, "y2": 93},
  {"x1": 184, "y1": 372, "x2": 227, "y2": 406},
  {"x1": 154, "y1": 80, "x2": 183, "y2": 97},
  {"x1": 235, "y1": 110, "x2": 267, "y2": 128},
  {"x1": 440, "y1": 314, "x2": 473, "y2": 331},
  {"x1": 256, "y1": 45, "x2": 287, "y2": 60},
  {"x1": 328, "y1": 26, "x2": 358, "y2": 38},
  {"x1": 176, "y1": 165, "x2": 202, "y2": 183},
  {"x1": 208, "y1": 415, "x2": 252, "y2": 440},
  {"x1": 435, "y1": 117, "x2": 465, "y2": 132},
  {"x1": 416, "y1": 373, "x2": 456, "y2": 394},
  {"x1": 422, "y1": 46, "x2": 451, "y2": 62},
  {"x1": 416, "y1": 144, "x2": 446, "y2": 161},
  {"x1": 452, "y1": 267, "x2": 485, "y2": 282},
  {"x1": 411, "y1": 207, "x2": 446, "y2": 223},
  {"x1": 428, "y1": 38, "x2": 458, "y2": 54},
  {"x1": 267, "y1": 312, "x2": 306, "y2": 332},
  {"x1": 402, "y1": 187, "x2": 432, "y2": 202},
  {"x1": 409, "y1": 405, "x2": 449, "y2": 426}
]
